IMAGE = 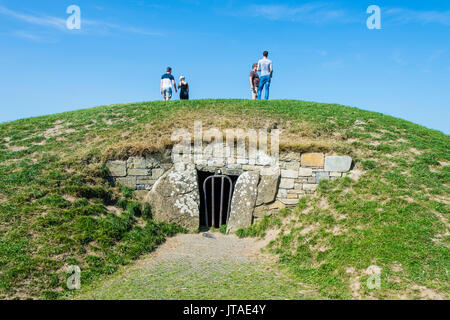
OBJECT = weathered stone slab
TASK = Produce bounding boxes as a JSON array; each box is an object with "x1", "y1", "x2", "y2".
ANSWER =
[
  {"x1": 128, "y1": 168, "x2": 151, "y2": 176},
  {"x1": 324, "y1": 156, "x2": 352, "y2": 172},
  {"x1": 151, "y1": 168, "x2": 165, "y2": 180},
  {"x1": 276, "y1": 188, "x2": 287, "y2": 199},
  {"x1": 146, "y1": 166, "x2": 200, "y2": 232},
  {"x1": 301, "y1": 153, "x2": 324, "y2": 167},
  {"x1": 253, "y1": 201, "x2": 285, "y2": 218},
  {"x1": 222, "y1": 168, "x2": 242, "y2": 176},
  {"x1": 280, "y1": 198, "x2": 300, "y2": 206},
  {"x1": 279, "y1": 178, "x2": 295, "y2": 189},
  {"x1": 256, "y1": 172, "x2": 280, "y2": 206},
  {"x1": 260, "y1": 166, "x2": 280, "y2": 176},
  {"x1": 127, "y1": 157, "x2": 146, "y2": 169},
  {"x1": 281, "y1": 169, "x2": 299, "y2": 179},
  {"x1": 303, "y1": 184, "x2": 318, "y2": 191},
  {"x1": 299, "y1": 167, "x2": 313, "y2": 177},
  {"x1": 316, "y1": 172, "x2": 330, "y2": 183},
  {"x1": 227, "y1": 171, "x2": 260, "y2": 234},
  {"x1": 106, "y1": 161, "x2": 127, "y2": 177},
  {"x1": 136, "y1": 177, "x2": 156, "y2": 185},
  {"x1": 285, "y1": 161, "x2": 300, "y2": 171},
  {"x1": 242, "y1": 165, "x2": 261, "y2": 171},
  {"x1": 279, "y1": 152, "x2": 300, "y2": 161}
]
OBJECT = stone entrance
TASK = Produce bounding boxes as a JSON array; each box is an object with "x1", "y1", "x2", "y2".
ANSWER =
[
  {"x1": 197, "y1": 170, "x2": 238, "y2": 230},
  {"x1": 105, "y1": 145, "x2": 354, "y2": 233}
]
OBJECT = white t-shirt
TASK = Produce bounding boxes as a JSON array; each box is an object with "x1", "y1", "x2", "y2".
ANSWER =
[
  {"x1": 258, "y1": 58, "x2": 272, "y2": 77},
  {"x1": 161, "y1": 73, "x2": 175, "y2": 89}
]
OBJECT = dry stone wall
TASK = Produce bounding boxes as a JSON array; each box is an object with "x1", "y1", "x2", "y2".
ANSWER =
[{"x1": 106, "y1": 145, "x2": 353, "y2": 232}]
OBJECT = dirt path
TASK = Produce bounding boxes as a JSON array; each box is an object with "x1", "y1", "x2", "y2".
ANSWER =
[{"x1": 76, "y1": 233, "x2": 316, "y2": 300}]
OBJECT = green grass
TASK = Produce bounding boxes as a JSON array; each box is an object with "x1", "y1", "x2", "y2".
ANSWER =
[
  {"x1": 75, "y1": 256, "x2": 315, "y2": 300},
  {"x1": 0, "y1": 99, "x2": 448, "y2": 299},
  {"x1": 238, "y1": 134, "x2": 449, "y2": 299}
]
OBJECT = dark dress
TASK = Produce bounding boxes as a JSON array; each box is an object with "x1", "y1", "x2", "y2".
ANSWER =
[{"x1": 180, "y1": 83, "x2": 189, "y2": 100}]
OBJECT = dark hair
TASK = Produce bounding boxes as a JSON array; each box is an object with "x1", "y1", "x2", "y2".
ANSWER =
[
  {"x1": 263, "y1": 51, "x2": 269, "y2": 57},
  {"x1": 252, "y1": 63, "x2": 258, "y2": 69},
  {"x1": 166, "y1": 67, "x2": 172, "y2": 73}
]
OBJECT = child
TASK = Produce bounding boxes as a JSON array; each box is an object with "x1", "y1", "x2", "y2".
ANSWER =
[{"x1": 249, "y1": 63, "x2": 260, "y2": 100}]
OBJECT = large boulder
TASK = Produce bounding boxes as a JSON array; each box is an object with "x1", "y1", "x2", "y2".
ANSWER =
[
  {"x1": 226, "y1": 171, "x2": 260, "y2": 234},
  {"x1": 256, "y1": 169, "x2": 280, "y2": 206},
  {"x1": 146, "y1": 165, "x2": 200, "y2": 231},
  {"x1": 324, "y1": 156, "x2": 353, "y2": 172}
]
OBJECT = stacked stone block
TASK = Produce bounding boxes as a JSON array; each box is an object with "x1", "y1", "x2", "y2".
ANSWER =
[
  {"x1": 276, "y1": 153, "x2": 352, "y2": 206},
  {"x1": 106, "y1": 145, "x2": 352, "y2": 210},
  {"x1": 106, "y1": 154, "x2": 172, "y2": 190}
]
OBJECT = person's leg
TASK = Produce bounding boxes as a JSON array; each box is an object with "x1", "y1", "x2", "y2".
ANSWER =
[
  {"x1": 257, "y1": 78, "x2": 264, "y2": 100},
  {"x1": 265, "y1": 77, "x2": 271, "y2": 100},
  {"x1": 259, "y1": 76, "x2": 269, "y2": 100}
]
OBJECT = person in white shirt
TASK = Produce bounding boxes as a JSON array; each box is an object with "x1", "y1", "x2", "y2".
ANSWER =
[
  {"x1": 257, "y1": 51, "x2": 273, "y2": 100},
  {"x1": 160, "y1": 67, "x2": 177, "y2": 101}
]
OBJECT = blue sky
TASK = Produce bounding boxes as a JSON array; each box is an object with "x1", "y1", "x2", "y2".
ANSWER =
[{"x1": 0, "y1": 0, "x2": 449, "y2": 134}]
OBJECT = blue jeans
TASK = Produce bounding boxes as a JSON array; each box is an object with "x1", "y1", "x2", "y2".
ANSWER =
[{"x1": 257, "y1": 75, "x2": 271, "y2": 100}]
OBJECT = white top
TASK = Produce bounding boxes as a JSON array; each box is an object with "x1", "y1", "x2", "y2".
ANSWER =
[
  {"x1": 161, "y1": 73, "x2": 175, "y2": 89},
  {"x1": 258, "y1": 58, "x2": 273, "y2": 77}
]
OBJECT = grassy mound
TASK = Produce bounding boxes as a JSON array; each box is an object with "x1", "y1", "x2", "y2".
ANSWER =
[{"x1": 0, "y1": 99, "x2": 448, "y2": 299}]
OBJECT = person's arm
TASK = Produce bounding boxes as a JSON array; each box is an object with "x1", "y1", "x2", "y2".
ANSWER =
[
  {"x1": 249, "y1": 75, "x2": 254, "y2": 89},
  {"x1": 270, "y1": 63, "x2": 273, "y2": 78},
  {"x1": 160, "y1": 79, "x2": 163, "y2": 95},
  {"x1": 172, "y1": 79, "x2": 177, "y2": 92},
  {"x1": 177, "y1": 82, "x2": 181, "y2": 89},
  {"x1": 186, "y1": 83, "x2": 189, "y2": 94}
]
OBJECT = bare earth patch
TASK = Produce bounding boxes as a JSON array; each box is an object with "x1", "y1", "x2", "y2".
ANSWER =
[
  {"x1": 43, "y1": 124, "x2": 76, "y2": 139},
  {"x1": 74, "y1": 233, "x2": 316, "y2": 300},
  {"x1": 411, "y1": 285, "x2": 445, "y2": 300},
  {"x1": 7, "y1": 145, "x2": 28, "y2": 152}
]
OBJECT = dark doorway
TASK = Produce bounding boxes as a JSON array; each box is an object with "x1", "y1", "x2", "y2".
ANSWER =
[{"x1": 197, "y1": 171, "x2": 239, "y2": 230}]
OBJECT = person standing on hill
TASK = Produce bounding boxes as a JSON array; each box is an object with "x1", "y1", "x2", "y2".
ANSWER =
[
  {"x1": 257, "y1": 51, "x2": 273, "y2": 100},
  {"x1": 178, "y1": 76, "x2": 189, "y2": 100},
  {"x1": 249, "y1": 63, "x2": 260, "y2": 100},
  {"x1": 160, "y1": 67, "x2": 177, "y2": 101}
]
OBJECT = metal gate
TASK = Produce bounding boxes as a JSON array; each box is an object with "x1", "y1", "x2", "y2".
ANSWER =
[{"x1": 203, "y1": 174, "x2": 234, "y2": 228}]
